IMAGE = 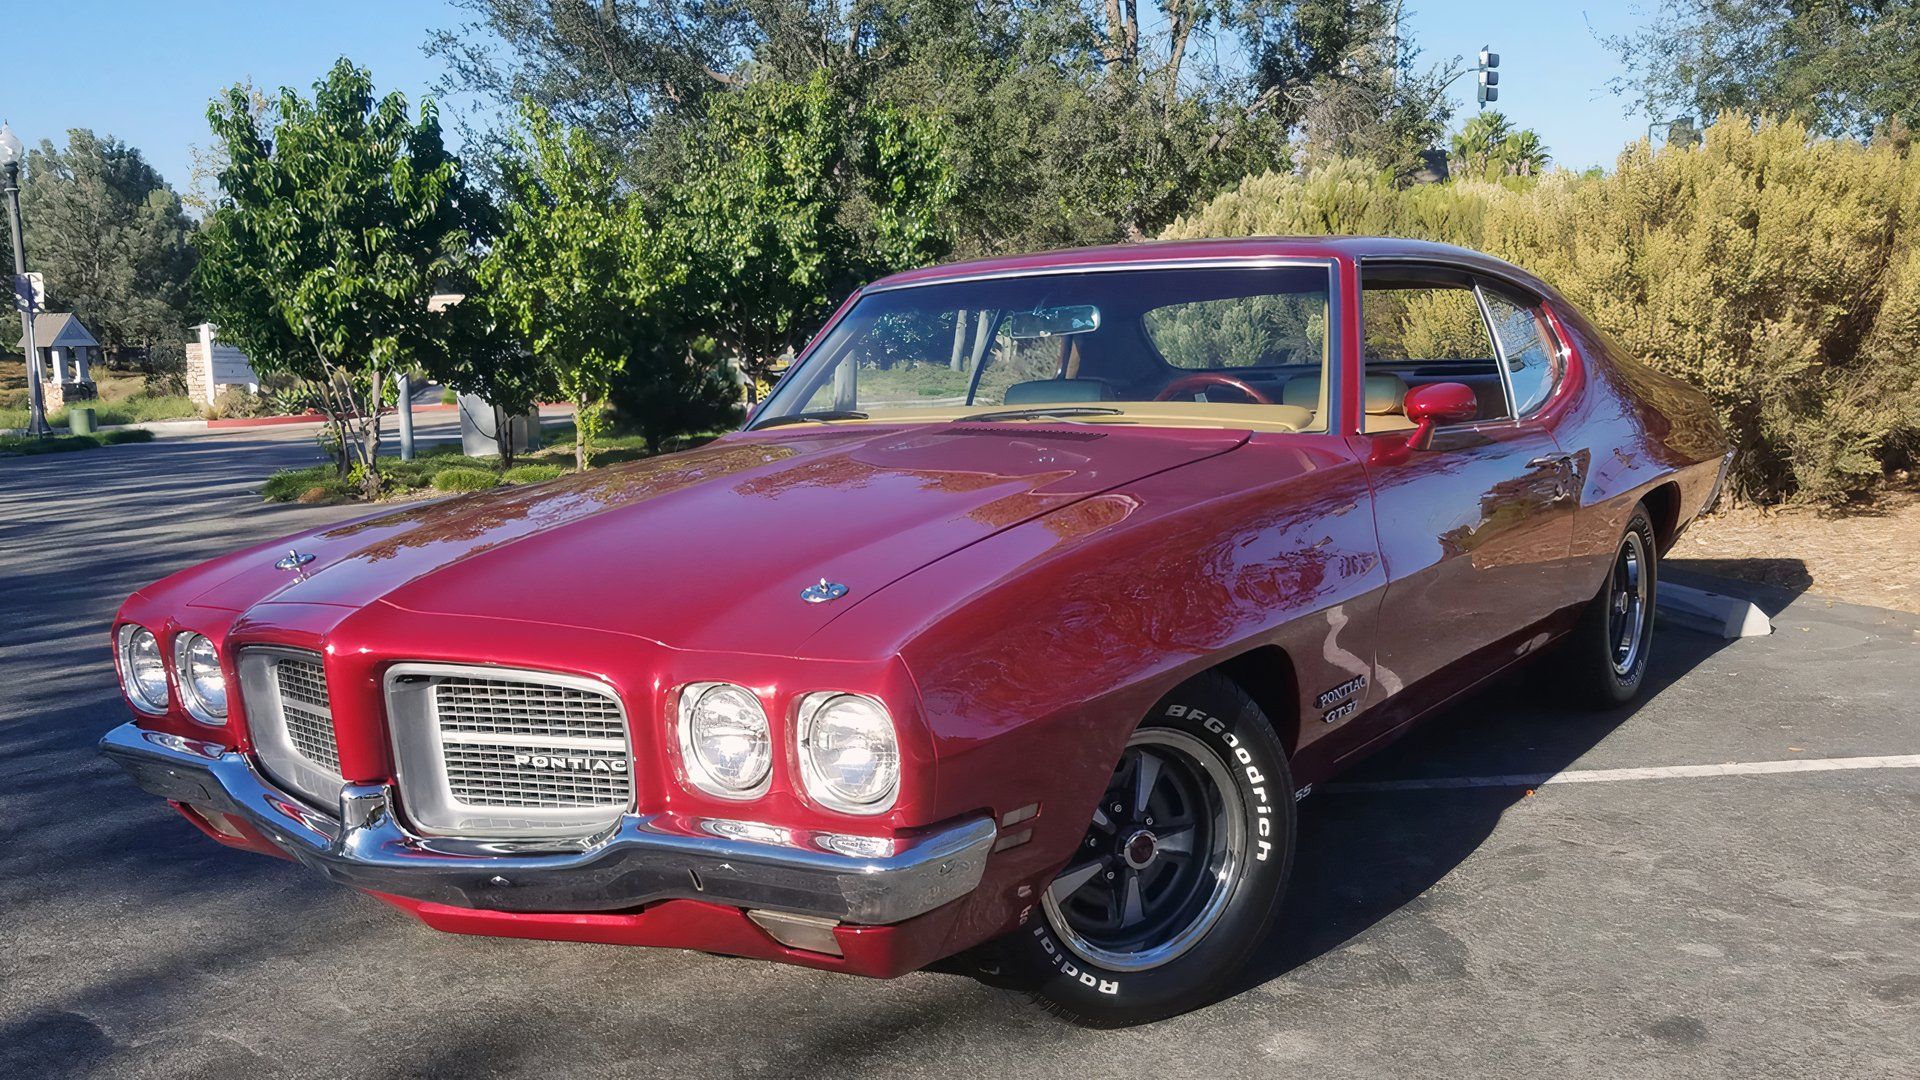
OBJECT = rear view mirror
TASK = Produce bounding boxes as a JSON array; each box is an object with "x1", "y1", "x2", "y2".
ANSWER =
[
  {"x1": 1007, "y1": 305, "x2": 1100, "y2": 340},
  {"x1": 1403, "y1": 382, "x2": 1479, "y2": 449}
]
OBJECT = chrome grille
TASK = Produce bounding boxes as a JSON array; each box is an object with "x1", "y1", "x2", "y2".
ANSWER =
[
  {"x1": 433, "y1": 677, "x2": 624, "y2": 740},
  {"x1": 387, "y1": 665, "x2": 633, "y2": 839},
  {"x1": 440, "y1": 742, "x2": 632, "y2": 807},
  {"x1": 236, "y1": 647, "x2": 345, "y2": 810},
  {"x1": 275, "y1": 658, "x2": 341, "y2": 772}
]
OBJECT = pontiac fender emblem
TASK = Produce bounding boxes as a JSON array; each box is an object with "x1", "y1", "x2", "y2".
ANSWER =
[
  {"x1": 274, "y1": 549, "x2": 317, "y2": 571},
  {"x1": 801, "y1": 579, "x2": 849, "y2": 604}
]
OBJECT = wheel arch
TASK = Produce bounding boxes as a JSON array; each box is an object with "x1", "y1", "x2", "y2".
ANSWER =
[
  {"x1": 1210, "y1": 644, "x2": 1301, "y2": 759},
  {"x1": 1642, "y1": 481, "x2": 1682, "y2": 554}
]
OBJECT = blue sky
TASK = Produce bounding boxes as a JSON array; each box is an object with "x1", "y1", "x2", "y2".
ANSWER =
[{"x1": 2, "y1": 0, "x2": 1655, "y2": 194}]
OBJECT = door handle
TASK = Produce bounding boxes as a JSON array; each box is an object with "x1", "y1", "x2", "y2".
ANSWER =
[{"x1": 1528, "y1": 452, "x2": 1580, "y2": 501}]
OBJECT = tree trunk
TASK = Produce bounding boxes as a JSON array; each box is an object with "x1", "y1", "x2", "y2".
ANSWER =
[
  {"x1": 495, "y1": 405, "x2": 517, "y2": 469},
  {"x1": 574, "y1": 399, "x2": 588, "y2": 472},
  {"x1": 358, "y1": 373, "x2": 384, "y2": 499}
]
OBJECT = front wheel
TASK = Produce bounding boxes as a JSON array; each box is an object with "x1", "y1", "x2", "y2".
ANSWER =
[
  {"x1": 1565, "y1": 505, "x2": 1658, "y2": 707},
  {"x1": 987, "y1": 672, "x2": 1295, "y2": 1026}
]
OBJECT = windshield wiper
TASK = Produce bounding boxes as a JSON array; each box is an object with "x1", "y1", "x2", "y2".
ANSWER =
[
  {"x1": 750, "y1": 409, "x2": 870, "y2": 430},
  {"x1": 955, "y1": 406, "x2": 1124, "y2": 424}
]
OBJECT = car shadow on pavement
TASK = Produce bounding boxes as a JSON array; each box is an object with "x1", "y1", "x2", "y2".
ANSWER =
[
  {"x1": 1228, "y1": 569, "x2": 1796, "y2": 1001},
  {"x1": 1665, "y1": 558, "x2": 1812, "y2": 617}
]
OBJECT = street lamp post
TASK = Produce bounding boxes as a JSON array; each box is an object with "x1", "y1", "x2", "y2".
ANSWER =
[{"x1": 0, "y1": 122, "x2": 49, "y2": 437}]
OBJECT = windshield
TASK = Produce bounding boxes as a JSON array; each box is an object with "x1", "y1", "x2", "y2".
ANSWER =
[{"x1": 755, "y1": 264, "x2": 1335, "y2": 433}]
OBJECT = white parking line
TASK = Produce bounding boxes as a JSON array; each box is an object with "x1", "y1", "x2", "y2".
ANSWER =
[{"x1": 1323, "y1": 754, "x2": 1920, "y2": 793}]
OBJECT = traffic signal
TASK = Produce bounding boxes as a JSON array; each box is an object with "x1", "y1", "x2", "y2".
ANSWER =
[{"x1": 1477, "y1": 47, "x2": 1500, "y2": 107}]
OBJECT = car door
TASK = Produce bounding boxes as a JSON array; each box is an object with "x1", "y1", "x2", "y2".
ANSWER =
[{"x1": 1354, "y1": 264, "x2": 1579, "y2": 720}]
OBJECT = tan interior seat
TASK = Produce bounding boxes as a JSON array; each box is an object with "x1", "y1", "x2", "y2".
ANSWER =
[{"x1": 1281, "y1": 374, "x2": 1416, "y2": 431}]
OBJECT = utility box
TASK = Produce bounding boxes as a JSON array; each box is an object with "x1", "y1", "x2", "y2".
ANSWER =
[
  {"x1": 456, "y1": 393, "x2": 542, "y2": 457},
  {"x1": 68, "y1": 406, "x2": 96, "y2": 435}
]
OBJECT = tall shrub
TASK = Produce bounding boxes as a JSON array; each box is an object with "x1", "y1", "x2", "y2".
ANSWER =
[{"x1": 1165, "y1": 115, "x2": 1920, "y2": 504}]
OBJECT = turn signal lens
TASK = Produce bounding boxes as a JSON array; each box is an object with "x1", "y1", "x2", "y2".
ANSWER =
[
  {"x1": 173, "y1": 633, "x2": 228, "y2": 724},
  {"x1": 798, "y1": 694, "x2": 899, "y2": 814},
  {"x1": 678, "y1": 683, "x2": 772, "y2": 798},
  {"x1": 115, "y1": 624, "x2": 170, "y2": 713}
]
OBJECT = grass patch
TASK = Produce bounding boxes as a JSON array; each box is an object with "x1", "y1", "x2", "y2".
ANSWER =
[
  {"x1": 0, "y1": 428, "x2": 156, "y2": 456},
  {"x1": 0, "y1": 393, "x2": 203, "y2": 431},
  {"x1": 431, "y1": 466, "x2": 501, "y2": 492},
  {"x1": 502, "y1": 463, "x2": 568, "y2": 484}
]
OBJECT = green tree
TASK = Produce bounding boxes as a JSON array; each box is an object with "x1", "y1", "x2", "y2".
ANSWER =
[
  {"x1": 478, "y1": 102, "x2": 659, "y2": 470},
  {"x1": 1603, "y1": 0, "x2": 1920, "y2": 139},
  {"x1": 18, "y1": 130, "x2": 198, "y2": 371},
  {"x1": 195, "y1": 60, "x2": 482, "y2": 495},
  {"x1": 660, "y1": 72, "x2": 957, "y2": 393},
  {"x1": 1290, "y1": 4, "x2": 1460, "y2": 178},
  {"x1": 427, "y1": 0, "x2": 1423, "y2": 250}
]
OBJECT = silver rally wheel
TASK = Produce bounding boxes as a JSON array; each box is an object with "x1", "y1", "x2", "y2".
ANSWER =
[
  {"x1": 1565, "y1": 504, "x2": 1658, "y2": 708},
  {"x1": 1041, "y1": 728, "x2": 1248, "y2": 972},
  {"x1": 979, "y1": 671, "x2": 1294, "y2": 1027},
  {"x1": 1609, "y1": 527, "x2": 1651, "y2": 677}
]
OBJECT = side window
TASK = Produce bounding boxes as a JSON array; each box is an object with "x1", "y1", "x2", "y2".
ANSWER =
[
  {"x1": 1480, "y1": 291, "x2": 1564, "y2": 415},
  {"x1": 1360, "y1": 281, "x2": 1505, "y2": 430},
  {"x1": 1362, "y1": 286, "x2": 1493, "y2": 363}
]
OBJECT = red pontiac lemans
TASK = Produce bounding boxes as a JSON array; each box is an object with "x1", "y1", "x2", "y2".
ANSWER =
[{"x1": 102, "y1": 238, "x2": 1730, "y2": 1025}]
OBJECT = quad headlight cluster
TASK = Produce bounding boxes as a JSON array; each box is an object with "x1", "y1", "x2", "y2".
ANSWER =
[
  {"x1": 114, "y1": 624, "x2": 227, "y2": 726},
  {"x1": 676, "y1": 684, "x2": 900, "y2": 814}
]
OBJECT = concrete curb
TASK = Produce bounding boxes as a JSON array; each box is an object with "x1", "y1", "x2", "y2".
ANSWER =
[{"x1": 1656, "y1": 580, "x2": 1772, "y2": 639}]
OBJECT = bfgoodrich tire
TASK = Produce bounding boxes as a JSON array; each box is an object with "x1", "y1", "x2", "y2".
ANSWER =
[
  {"x1": 1566, "y1": 505, "x2": 1659, "y2": 708},
  {"x1": 989, "y1": 671, "x2": 1296, "y2": 1027}
]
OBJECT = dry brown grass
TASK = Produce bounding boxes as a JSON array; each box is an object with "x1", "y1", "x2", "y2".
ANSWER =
[{"x1": 1672, "y1": 489, "x2": 1920, "y2": 613}]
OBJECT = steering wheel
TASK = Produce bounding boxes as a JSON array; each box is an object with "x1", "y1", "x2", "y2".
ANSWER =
[{"x1": 1154, "y1": 372, "x2": 1274, "y2": 404}]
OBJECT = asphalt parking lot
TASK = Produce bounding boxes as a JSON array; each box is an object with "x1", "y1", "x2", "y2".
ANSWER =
[{"x1": 3, "y1": 428, "x2": 1917, "y2": 1079}]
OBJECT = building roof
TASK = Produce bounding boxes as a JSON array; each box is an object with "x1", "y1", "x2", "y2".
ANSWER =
[{"x1": 16, "y1": 312, "x2": 99, "y2": 350}]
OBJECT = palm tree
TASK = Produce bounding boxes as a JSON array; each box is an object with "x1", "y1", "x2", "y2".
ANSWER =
[
  {"x1": 1450, "y1": 111, "x2": 1513, "y2": 177},
  {"x1": 1502, "y1": 129, "x2": 1551, "y2": 176}
]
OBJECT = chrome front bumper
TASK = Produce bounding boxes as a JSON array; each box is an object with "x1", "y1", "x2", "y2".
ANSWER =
[{"x1": 99, "y1": 722, "x2": 995, "y2": 926}]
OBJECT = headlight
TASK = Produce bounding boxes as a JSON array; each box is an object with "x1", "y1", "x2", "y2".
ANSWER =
[
  {"x1": 677, "y1": 683, "x2": 772, "y2": 798},
  {"x1": 173, "y1": 633, "x2": 228, "y2": 724},
  {"x1": 115, "y1": 624, "x2": 170, "y2": 713},
  {"x1": 798, "y1": 693, "x2": 899, "y2": 814}
]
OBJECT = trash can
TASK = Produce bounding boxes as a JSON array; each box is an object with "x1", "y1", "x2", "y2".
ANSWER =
[{"x1": 68, "y1": 407, "x2": 97, "y2": 436}]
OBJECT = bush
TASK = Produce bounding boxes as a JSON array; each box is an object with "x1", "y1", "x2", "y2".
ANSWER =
[
  {"x1": 261, "y1": 465, "x2": 335, "y2": 501},
  {"x1": 431, "y1": 466, "x2": 501, "y2": 493},
  {"x1": 502, "y1": 463, "x2": 567, "y2": 484},
  {"x1": 1166, "y1": 115, "x2": 1920, "y2": 505},
  {"x1": 206, "y1": 386, "x2": 272, "y2": 420},
  {"x1": 88, "y1": 394, "x2": 202, "y2": 426}
]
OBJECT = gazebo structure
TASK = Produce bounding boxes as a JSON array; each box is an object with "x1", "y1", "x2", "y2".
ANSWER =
[{"x1": 16, "y1": 312, "x2": 101, "y2": 413}]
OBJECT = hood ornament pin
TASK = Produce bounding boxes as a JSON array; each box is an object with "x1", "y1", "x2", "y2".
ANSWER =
[
  {"x1": 274, "y1": 549, "x2": 317, "y2": 572},
  {"x1": 801, "y1": 578, "x2": 849, "y2": 604}
]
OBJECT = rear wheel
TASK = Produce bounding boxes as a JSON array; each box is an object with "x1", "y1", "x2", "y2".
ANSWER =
[
  {"x1": 1566, "y1": 505, "x2": 1658, "y2": 707},
  {"x1": 987, "y1": 672, "x2": 1295, "y2": 1026}
]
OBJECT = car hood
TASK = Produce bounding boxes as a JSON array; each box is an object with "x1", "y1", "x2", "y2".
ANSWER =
[{"x1": 191, "y1": 424, "x2": 1249, "y2": 656}]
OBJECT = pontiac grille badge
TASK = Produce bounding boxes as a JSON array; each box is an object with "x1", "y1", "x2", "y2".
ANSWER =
[
  {"x1": 274, "y1": 549, "x2": 317, "y2": 571},
  {"x1": 801, "y1": 578, "x2": 849, "y2": 604}
]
